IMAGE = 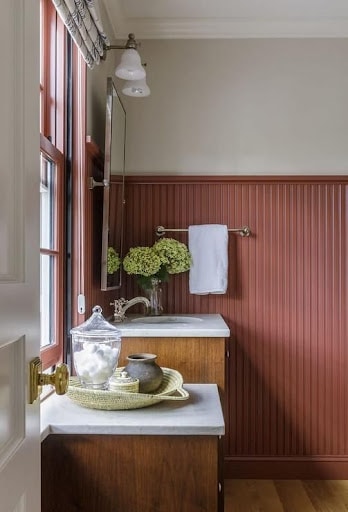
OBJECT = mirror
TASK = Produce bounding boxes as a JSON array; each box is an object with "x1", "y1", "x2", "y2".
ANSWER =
[{"x1": 101, "y1": 77, "x2": 126, "y2": 291}]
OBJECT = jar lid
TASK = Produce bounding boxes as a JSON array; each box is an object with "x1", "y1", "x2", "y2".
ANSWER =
[
  {"x1": 70, "y1": 305, "x2": 121, "y2": 339},
  {"x1": 111, "y1": 371, "x2": 137, "y2": 383},
  {"x1": 109, "y1": 371, "x2": 139, "y2": 393}
]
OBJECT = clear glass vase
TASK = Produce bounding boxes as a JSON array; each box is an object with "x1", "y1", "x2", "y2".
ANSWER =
[{"x1": 144, "y1": 278, "x2": 163, "y2": 316}]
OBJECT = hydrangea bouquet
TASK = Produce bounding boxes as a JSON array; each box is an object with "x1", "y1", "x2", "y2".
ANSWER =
[
  {"x1": 107, "y1": 247, "x2": 121, "y2": 275},
  {"x1": 122, "y1": 238, "x2": 192, "y2": 289}
]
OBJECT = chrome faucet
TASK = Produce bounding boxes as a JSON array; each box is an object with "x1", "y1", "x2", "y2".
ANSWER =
[{"x1": 110, "y1": 297, "x2": 150, "y2": 323}]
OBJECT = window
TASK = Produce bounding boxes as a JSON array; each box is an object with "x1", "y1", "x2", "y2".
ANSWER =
[
  {"x1": 40, "y1": 136, "x2": 65, "y2": 368},
  {"x1": 40, "y1": 0, "x2": 66, "y2": 369},
  {"x1": 40, "y1": 0, "x2": 87, "y2": 371}
]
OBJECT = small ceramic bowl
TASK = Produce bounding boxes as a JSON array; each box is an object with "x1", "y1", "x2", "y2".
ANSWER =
[{"x1": 109, "y1": 370, "x2": 139, "y2": 393}]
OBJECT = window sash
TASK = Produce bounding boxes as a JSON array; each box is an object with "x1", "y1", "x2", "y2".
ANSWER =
[
  {"x1": 40, "y1": 0, "x2": 65, "y2": 152},
  {"x1": 40, "y1": 134, "x2": 65, "y2": 369}
]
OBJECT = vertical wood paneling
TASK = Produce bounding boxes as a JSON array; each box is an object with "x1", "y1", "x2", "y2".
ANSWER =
[{"x1": 123, "y1": 176, "x2": 348, "y2": 475}]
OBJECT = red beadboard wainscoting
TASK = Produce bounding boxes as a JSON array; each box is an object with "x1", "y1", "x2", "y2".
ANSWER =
[{"x1": 121, "y1": 175, "x2": 348, "y2": 479}]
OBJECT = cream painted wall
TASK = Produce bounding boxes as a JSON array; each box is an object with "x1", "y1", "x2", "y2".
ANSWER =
[
  {"x1": 87, "y1": 38, "x2": 348, "y2": 175},
  {"x1": 121, "y1": 39, "x2": 348, "y2": 175}
]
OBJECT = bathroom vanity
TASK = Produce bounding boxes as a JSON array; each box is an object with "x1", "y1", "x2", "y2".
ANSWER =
[
  {"x1": 41, "y1": 314, "x2": 229, "y2": 511},
  {"x1": 41, "y1": 384, "x2": 224, "y2": 512}
]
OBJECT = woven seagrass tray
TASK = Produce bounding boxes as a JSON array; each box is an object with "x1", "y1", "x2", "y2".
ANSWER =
[{"x1": 67, "y1": 367, "x2": 189, "y2": 410}]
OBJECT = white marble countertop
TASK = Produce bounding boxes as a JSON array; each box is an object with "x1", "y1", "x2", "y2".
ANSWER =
[
  {"x1": 40, "y1": 384, "x2": 224, "y2": 441},
  {"x1": 111, "y1": 313, "x2": 230, "y2": 337}
]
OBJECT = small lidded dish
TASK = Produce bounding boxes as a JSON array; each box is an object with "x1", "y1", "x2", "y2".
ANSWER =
[
  {"x1": 109, "y1": 370, "x2": 139, "y2": 393},
  {"x1": 71, "y1": 305, "x2": 122, "y2": 390}
]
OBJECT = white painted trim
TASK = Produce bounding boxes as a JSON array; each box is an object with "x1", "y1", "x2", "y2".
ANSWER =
[
  {"x1": 114, "y1": 17, "x2": 348, "y2": 39},
  {"x1": 125, "y1": 170, "x2": 348, "y2": 176},
  {"x1": 100, "y1": 0, "x2": 348, "y2": 40}
]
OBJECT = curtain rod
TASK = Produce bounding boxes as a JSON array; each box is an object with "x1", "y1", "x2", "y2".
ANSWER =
[{"x1": 155, "y1": 225, "x2": 251, "y2": 237}]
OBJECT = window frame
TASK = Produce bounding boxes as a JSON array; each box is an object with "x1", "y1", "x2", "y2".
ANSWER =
[
  {"x1": 40, "y1": 134, "x2": 66, "y2": 368},
  {"x1": 40, "y1": 0, "x2": 88, "y2": 370},
  {"x1": 40, "y1": 0, "x2": 66, "y2": 370}
]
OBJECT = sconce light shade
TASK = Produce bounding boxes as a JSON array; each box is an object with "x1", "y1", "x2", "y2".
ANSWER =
[
  {"x1": 115, "y1": 49, "x2": 146, "y2": 80},
  {"x1": 122, "y1": 78, "x2": 151, "y2": 97}
]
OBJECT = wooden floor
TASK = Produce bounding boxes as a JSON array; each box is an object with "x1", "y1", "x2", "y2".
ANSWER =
[{"x1": 225, "y1": 480, "x2": 348, "y2": 511}]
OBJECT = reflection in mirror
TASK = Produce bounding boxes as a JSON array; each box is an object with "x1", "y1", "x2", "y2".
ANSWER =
[{"x1": 101, "y1": 77, "x2": 126, "y2": 291}]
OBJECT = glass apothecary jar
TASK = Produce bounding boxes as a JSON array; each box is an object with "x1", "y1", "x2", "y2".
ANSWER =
[{"x1": 71, "y1": 305, "x2": 122, "y2": 390}]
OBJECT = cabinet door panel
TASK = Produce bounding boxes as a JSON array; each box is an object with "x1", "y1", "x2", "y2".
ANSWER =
[
  {"x1": 42, "y1": 434, "x2": 220, "y2": 512},
  {"x1": 120, "y1": 337, "x2": 226, "y2": 392}
]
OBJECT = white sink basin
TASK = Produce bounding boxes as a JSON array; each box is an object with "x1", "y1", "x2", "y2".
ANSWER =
[
  {"x1": 115, "y1": 314, "x2": 230, "y2": 337},
  {"x1": 131, "y1": 315, "x2": 203, "y2": 324}
]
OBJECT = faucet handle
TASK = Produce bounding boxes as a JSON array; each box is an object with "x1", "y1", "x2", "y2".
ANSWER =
[
  {"x1": 110, "y1": 298, "x2": 128, "y2": 321},
  {"x1": 110, "y1": 299, "x2": 125, "y2": 323},
  {"x1": 110, "y1": 298, "x2": 127, "y2": 308}
]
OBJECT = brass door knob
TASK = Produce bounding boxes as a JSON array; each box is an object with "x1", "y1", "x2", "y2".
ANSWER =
[{"x1": 29, "y1": 357, "x2": 69, "y2": 404}]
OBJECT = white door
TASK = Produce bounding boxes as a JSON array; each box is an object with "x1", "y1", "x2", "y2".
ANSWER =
[{"x1": 0, "y1": 1, "x2": 41, "y2": 511}]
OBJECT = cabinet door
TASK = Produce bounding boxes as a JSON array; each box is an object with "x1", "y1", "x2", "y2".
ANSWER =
[
  {"x1": 120, "y1": 337, "x2": 226, "y2": 393},
  {"x1": 42, "y1": 434, "x2": 221, "y2": 512}
]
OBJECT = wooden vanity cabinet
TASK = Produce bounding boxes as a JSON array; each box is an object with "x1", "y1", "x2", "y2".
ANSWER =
[
  {"x1": 41, "y1": 336, "x2": 227, "y2": 512},
  {"x1": 42, "y1": 433, "x2": 223, "y2": 512},
  {"x1": 119, "y1": 336, "x2": 227, "y2": 396}
]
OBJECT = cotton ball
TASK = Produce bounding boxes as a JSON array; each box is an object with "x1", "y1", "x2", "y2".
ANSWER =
[
  {"x1": 74, "y1": 341, "x2": 120, "y2": 387},
  {"x1": 83, "y1": 342, "x2": 98, "y2": 353}
]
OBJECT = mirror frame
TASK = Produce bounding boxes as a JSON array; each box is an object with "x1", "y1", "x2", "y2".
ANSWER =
[{"x1": 101, "y1": 77, "x2": 126, "y2": 291}]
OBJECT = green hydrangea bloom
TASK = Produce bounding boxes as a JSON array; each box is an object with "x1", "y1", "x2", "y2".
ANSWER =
[
  {"x1": 122, "y1": 239, "x2": 191, "y2": 289},
  {"x1": 107, "y1": 247, "x2": 121, "y2": 275},
  {"x1": 153, "y1": 238, "x2": 192, "y2": 274},
  {"x1": 122, "y1": 247, "x2": 161, "y2": 277}
]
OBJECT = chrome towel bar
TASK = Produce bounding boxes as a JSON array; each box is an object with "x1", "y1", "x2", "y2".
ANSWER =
[{"x1": 155, "y1": 225, "x2": 251, "y2": 237}]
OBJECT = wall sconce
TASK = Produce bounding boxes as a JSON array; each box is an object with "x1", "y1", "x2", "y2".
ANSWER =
[
  {"x1": 121, "y1": 78, "x2": 150, "y2": 98},
  {"x1": 105, "y1": 33, "x2": 150, "y2": 97}
]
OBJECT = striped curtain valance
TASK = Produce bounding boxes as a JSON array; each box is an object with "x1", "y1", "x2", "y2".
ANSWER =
[{"x1": 53, "y1": 0, "x2": 110, "y2": 68}]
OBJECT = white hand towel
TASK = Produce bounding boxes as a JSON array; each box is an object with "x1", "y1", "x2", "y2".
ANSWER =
[{"x1": 188, "y1": 224, "x2": 228, "y2": 295}]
